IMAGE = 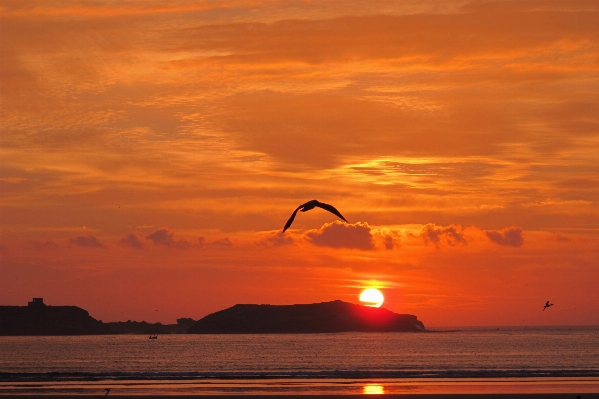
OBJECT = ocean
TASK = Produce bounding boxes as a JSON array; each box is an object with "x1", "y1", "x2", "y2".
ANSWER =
[{"x1": 1, "y1": 326, "x2": 598, "y2": 395}]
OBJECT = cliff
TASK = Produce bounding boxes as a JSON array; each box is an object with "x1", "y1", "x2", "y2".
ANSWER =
[
  {"x1": 187, "y1": 300, "x2": 425, "y2": 334},
  {"x1": 0, "y1": 299, "x2": 110, "y2": 336}
]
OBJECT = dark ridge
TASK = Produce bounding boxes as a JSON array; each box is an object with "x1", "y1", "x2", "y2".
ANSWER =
[
  {"x1": 187, "y1": 300, "x2": 425, "y2": 334},
  {"x1": 0, "y1": 298, "x2": 110, "y2": 336}
]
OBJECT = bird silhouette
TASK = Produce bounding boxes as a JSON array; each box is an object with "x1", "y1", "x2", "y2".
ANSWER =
[
  {"x1": 97, "y1": 388, "x2": 110, "y2": 399},
  {"x1": 283, "y1": 200, "x2": 347, "y2": 232},
  {"x1": 543, "y1": 301, "x2": 554, "y2": 311}
]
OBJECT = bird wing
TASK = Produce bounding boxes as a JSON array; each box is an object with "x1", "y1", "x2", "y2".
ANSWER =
[
  {"x1": 315, "y1": 202, "x2": 347, "y2": 222},
  {"x1": 283, "y1": 205, "x2": 304, "y2": 232}
]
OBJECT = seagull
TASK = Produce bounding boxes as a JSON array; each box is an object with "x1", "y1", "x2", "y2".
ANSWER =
[
  {"x1": 543, "y1": 301, "x2": 554, "y2": 311},
  {"x1": 283, "y1": 200, "x2": 347, "y2": 232},
  {"x1": 97, "y1": 388, "x2": 110, "y2": 399}
]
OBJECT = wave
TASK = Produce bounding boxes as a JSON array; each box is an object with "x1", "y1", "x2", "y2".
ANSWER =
[{"x1": 2, "y1": 369, "x2": 599, "y2": 382}]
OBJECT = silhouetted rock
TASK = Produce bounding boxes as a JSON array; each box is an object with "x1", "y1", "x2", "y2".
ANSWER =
[
  {"x1": 0, "y1": 298, "x2": 110, "y2": 335},
  {"x1": 187, "y1": 300, "x2": 425, "y2": 334}
]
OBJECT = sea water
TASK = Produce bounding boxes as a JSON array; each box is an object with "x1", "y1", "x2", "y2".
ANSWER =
[{"x1": 1, "y1": 326, "x2": 598, "y2": 395}]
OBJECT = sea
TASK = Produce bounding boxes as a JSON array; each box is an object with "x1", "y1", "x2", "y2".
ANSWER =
[{"x1": 1, "y1": 326, "x2": 598, "y2": 395}]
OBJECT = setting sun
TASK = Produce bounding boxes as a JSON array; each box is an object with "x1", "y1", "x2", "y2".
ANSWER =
[{"x1": 359, "y1": 289, "x2": 384, "y2": 308}]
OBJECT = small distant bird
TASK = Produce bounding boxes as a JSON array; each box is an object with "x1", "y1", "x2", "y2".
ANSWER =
[
  {"x1": 543, "y1": 301, "x2": 554, "y2": 311},
  {"x1": 283, "y1": 200, "x2": 347, "y2": 232},
  {"x1": 97, "y1": 388, "x2": 110, "y2": 399}
]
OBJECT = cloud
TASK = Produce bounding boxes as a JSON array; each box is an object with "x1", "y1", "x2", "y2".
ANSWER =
[
  {"x1": 258, "y1": 232, "x2": 295, "y2": 247},
  {"x1": 420, "y1": 224, "x2": 467, "y2": 247},
  {"x1": 146, "y1": 228, "x2": 190, "y2": 249},
  {"x1": 119, "y1": 233, "x2": 144, "y2": 249},
  {"x1": 69, "y1": 235, "x2": 105, "y2": 248},
  {"x1": 485, "y1": 226, "x2": 524, "y2": 247},
  {"x1": 305, "y1": 221, "x2": 378, "y2": 250},
  {"x1": 382, "y1": 233, "x2": 395, "y2": 250}
]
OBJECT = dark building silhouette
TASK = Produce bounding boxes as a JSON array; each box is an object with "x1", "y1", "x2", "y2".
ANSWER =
[{"x1": 28, "y1": 298, "x2": 46, "y2": 308}]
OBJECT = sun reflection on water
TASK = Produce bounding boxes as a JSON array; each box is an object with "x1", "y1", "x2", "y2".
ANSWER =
[{"x1": 362, "y1": 384, "x2": 385, "y2": 394}]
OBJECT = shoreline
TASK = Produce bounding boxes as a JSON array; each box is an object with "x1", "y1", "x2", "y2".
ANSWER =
[{"x1": 1, "y1": 377, "x2": 598, "y2": 397}]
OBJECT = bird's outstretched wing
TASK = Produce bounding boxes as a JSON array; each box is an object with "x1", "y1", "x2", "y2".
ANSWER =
[
  {"x1": 283, "y1": 205, "x2": 304, "y2": 232},
  {"x1": 315, "y1": 201, "x2": 347, "y2": 222}
]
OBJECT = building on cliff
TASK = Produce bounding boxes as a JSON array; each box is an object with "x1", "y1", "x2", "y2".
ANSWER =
[{"x1": 0, "y1": 298, "x2": 111, "y2": 336}]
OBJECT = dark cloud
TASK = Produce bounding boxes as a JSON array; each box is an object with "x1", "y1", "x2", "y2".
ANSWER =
[
  {"x1": 305, "y1": 221, "x2": 376, "y2": 250},
  {"x1": 146, "y1": 228, "x2": 190, "y2": 249},
  {"x1": 383, "y1": 234, "x2": 394, "y2": 250},
  {"x1": 420, "y1": 224, "x2": 467, "y2": 247},
  {"x1": 485, "y1": 226, "x2": 524, "y2": 247},
  {"x1": 119, "y1": 233, "x2": 144, "y2": 249},
  {"x1": 69, "y1": 235, "x2": 105, "y2": 248}
]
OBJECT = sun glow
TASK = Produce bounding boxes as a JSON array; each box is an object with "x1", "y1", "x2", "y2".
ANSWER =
[
  {"x1": 359, "y1": 288, "x2": 384, "y2": 308},
  {"x1": 363, "y1": 384, "x2": 385, "y2": 394}
]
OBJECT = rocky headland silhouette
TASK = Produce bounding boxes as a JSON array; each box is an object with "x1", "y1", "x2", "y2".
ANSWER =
[
  {"x1": 188, "y1": 300, "x2": 425, "y2": 333},
  {"x1": 0, "y1": 298, "x2": 110, "y2": 335},
  {"x1": 1, "y1": 298, "x2": 424, "y2": 335}
]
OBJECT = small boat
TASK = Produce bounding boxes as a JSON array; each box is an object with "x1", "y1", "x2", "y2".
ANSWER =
[{"x1": 149, "y1": 335, "x2": 158, "y2": 339}]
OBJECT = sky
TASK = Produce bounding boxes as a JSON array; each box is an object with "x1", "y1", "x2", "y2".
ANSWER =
[{"x1": 1, "y1": 0, "x2": 598, "y2": 326}]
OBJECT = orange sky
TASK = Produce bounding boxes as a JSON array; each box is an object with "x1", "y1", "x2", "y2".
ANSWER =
[{"x1": 1, "y1": 0, "x2": 598, "y2": 326}]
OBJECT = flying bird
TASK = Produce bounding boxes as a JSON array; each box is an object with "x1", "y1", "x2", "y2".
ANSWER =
[
  {"x1": 283, "y1": 200, "x2": 347, "y2": 232},
  {"x1": 543, "y1": 301, "x2": 554, "y2": 311},
  {"x1": 97, "y1": 388, "x2": 110, "y2": 399}
]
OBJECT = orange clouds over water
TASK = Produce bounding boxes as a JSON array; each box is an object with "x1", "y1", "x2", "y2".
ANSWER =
[{"x1": 1, "y1": 0, "x2": 598, "y2": 326}]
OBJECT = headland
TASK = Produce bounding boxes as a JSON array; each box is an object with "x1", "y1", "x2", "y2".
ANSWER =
[
  {"x1": 0, "y1": 298, "x2": 424, "y2": 335},
  {"x1": 188, "y1": 299, "x2": 425, "y2": 333}
]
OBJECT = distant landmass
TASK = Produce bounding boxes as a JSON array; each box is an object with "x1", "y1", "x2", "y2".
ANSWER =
[
  {"x1": 1, "y1": 298, "x2": 424, "y2": 335},
  {"x1": 106, "y1": 318, "x2": 195, "y2": 334},
  {"x1": 0, "y1": 299, "x2": 196, "y2": 336},
  {"x1": 0, "y1": 298, "x2": 111, "y2": 336},
  {"x1": 188, "y1": 300, "x2": 425, "y2": 333}
]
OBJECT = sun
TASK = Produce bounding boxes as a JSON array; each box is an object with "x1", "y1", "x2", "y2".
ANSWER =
[{"x1": 359, "y1": 288, "x2": 384, "y2": 308}]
